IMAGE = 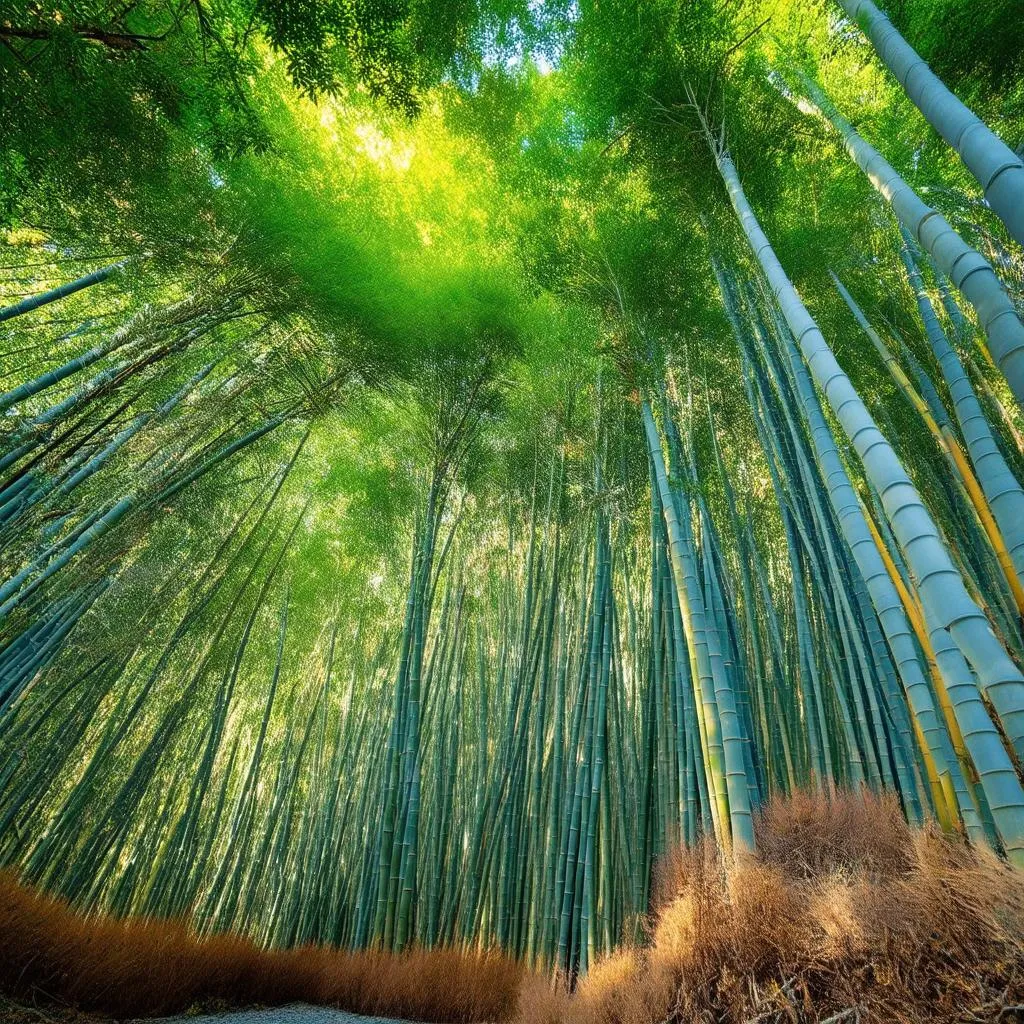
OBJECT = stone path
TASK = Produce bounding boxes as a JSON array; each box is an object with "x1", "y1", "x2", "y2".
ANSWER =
[{"x1": 146, "y1": 1004, "x2": 419, "y2": 1024}]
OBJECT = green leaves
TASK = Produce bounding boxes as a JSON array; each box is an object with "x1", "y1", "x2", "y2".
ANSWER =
[{"x1": 1, "y1": 0, "x2": 1024, "y2": 976}]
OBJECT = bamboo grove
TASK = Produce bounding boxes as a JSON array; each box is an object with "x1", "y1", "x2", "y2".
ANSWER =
[{"x1": 1, "y1": 0, "x2": 1023, "y2": 984}]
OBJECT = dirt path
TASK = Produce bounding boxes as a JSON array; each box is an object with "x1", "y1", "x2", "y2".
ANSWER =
[{"x1": 147, "y1": 1005, "x2": 419, "y2": 1024}]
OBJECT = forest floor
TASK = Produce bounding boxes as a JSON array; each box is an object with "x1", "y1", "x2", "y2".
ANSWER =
[
  {"x1": 5, "y1": 793, "x2": 1024, "y2": 1023},
  {"x1": 0, "y1": 997, "x2": 416, "y2": 1024},
  {"x1": 149, "y1": 1005, "x2": 416, "y2": 1024}
]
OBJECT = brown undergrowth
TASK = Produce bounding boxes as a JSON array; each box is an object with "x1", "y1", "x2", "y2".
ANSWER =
[
  {"x1": 0, "y1": 873, "x2": 522, "y2": 1021},
  {"x1": 519, "y1": 790, "x2": 1024, "y2": 1024},
  {"x1": 3, "y1": 791, "x2": 1023, "y2": 1023}
]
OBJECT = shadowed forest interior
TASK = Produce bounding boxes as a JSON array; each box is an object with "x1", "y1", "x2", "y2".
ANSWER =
[{"x1": 2, "y1": 1, "x2": 1024, "y2": 1021}]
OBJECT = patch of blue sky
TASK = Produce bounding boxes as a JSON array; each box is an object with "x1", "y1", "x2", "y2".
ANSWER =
[{"x1": 477, "y1": 0, "x2": 576, "y2": 77}]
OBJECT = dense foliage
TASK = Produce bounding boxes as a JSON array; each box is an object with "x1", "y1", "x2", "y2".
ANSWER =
[{"x1": 1, "y1": 0, "x2": 1023, "y2": 985}]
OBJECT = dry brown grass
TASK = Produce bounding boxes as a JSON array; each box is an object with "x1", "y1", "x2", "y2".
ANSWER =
[
  {"x1": 0, "y1": 994, "x2": 103, "y2": 1024},
  {"x1": 519, "y1": 789, "x2": 1024, "y2": 1024},
  {"x1": 5, "y1": 791, "x2": 1024, "y2": 1024},
  {"x1": 0, "y1": 871, "x2": 522, "y2": 1021}
]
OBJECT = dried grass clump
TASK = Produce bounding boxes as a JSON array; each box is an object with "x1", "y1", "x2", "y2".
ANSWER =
[
  {"x1": 5, "y1": 790, "x2": 1024, "y2": 1023},
  {"x1": 0, "y1": 871, "x2": 522, "y2": 1021},
  {"x1": 755, "y1": 787, "x2": 914, "y2": 877},
  {"x1": 518, "y1": 789, "x2": 1024, "y2": 1024}
]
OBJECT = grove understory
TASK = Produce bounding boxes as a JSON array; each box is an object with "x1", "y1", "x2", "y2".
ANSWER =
[{"x1": 1, "y1": 1, "x2": 1024, "y2": 1020}]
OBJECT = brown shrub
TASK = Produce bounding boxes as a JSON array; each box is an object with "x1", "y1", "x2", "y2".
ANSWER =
[
  {"x1": 517, "y1": 789, "x2": 1024, "y2": 1024},
  {"x1": 564, "y1": 951, "x2": 643, "y2": 1024},
  {"x1": 0, "y1": 871, "x2": 522, "y2": 1021},
  {"x1": 5, "y1": 790, "x2": 1024, "y2": 1024},
  {"x1": 515, "y1": 973, "x2": 572, "y2": 1024},
  {"x1": 755, "y1": 787, "x2": 914, "y2": 878}
]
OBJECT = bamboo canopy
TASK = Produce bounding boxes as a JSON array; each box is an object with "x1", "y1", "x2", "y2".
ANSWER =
[{"x1": 0, "y1": 0, "x2": 1022, "y2": 982}]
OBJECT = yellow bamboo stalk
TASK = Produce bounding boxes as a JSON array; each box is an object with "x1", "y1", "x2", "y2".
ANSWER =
[
  {"x1": 872, "y1": 335, "x2": 1024, "y2": 617},
  {"x1": 660, "y1": 378, "x2": 732, "y2": 852},
  {"x1": 968, "y1": 353, "x2": 1024, "y2": 457},
  {"x1": 908, "y1": 699, "x2": 956, "y2": 830},
  {"x1": 940, "y1": 425, "x2": 1024, "y2": 618},
  {"x1": 854, "y1": 500, "x2": 954, "y2": 827},
  {"x1": 673, "y1": 536, "x2": 730, "y2": 853},
  {"x1": 860, "y1": 496, "x2": 978, "y2": 815},
  {"x1": 975, "y1": 333, "x2": 999, "y2": 374}
]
